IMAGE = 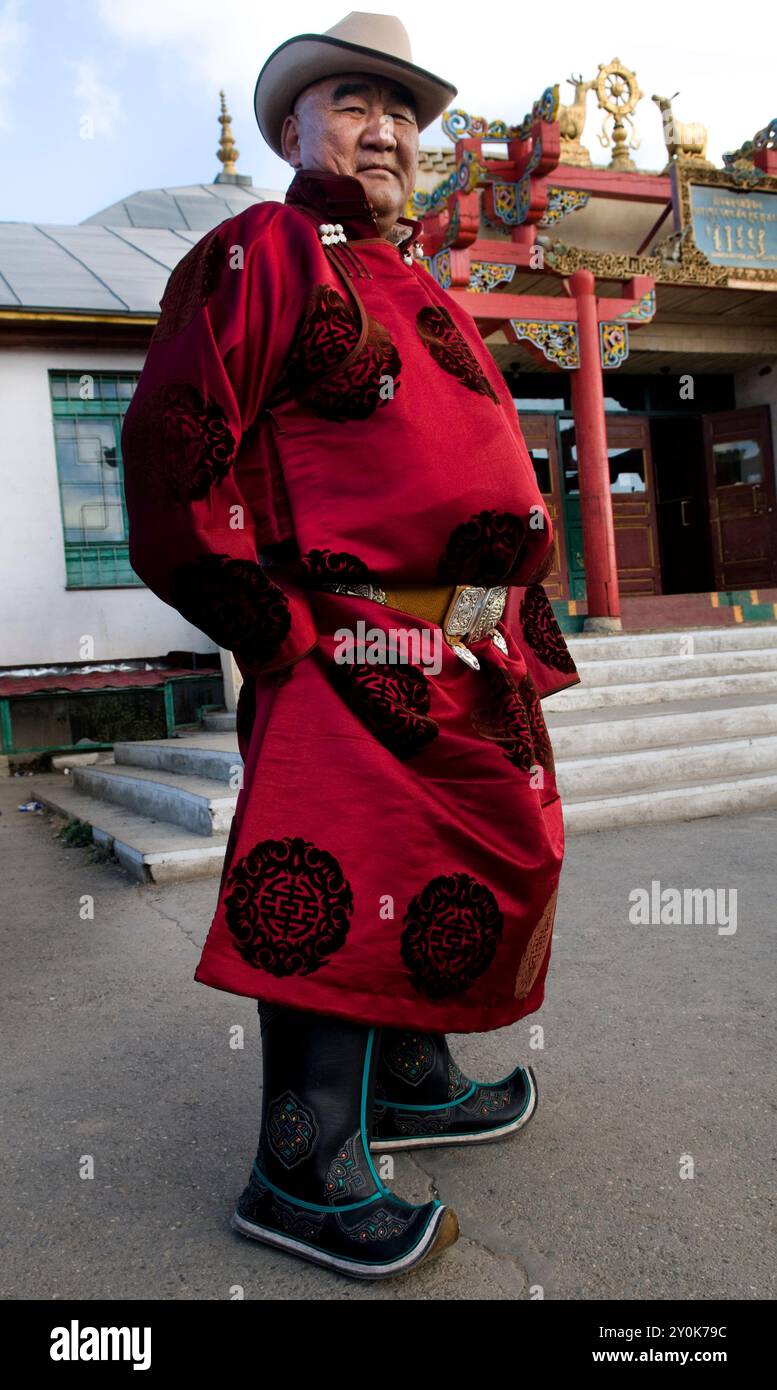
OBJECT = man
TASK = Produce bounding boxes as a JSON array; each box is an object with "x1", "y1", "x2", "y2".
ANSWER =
[{"x1": 121, "y1": 12, "x2": 580, "y2": 1281}]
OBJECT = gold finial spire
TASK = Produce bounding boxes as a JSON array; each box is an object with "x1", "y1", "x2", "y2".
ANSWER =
[{"x1": 216, "y1": 89, "x2": 239, "y2": 176}]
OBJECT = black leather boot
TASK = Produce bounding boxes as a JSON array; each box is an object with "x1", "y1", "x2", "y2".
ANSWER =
[
  {"x1": 370, "y1": 1029, "x2": 538, "y2": 1152},
  {"x1": 231, "y1": 1003, "x2": 459, "y2": 1279}
]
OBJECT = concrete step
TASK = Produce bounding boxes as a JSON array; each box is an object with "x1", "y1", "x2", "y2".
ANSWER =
[
  {"x1": 71, "y1": 762, "x2": 238, "y2": 835},
  {"x1": 556, "y1": 734, "x2": 777, "y2": 799},
  {"x1": 28, "y1": 774, "x2": 229, "y2": 884},
  {"x1": 113, "y1": 738, "x2": 243, "y2": 784},
  {"x1": 202, "y1": 710, "x2": 237, "y2": 731},
  {"x1": 30, "y1": 730, "x2": 246, "y2": 883},
  {"x1": 570, "y1": 647, "x2": 777, "y2": 689},
  {"x1": 545, "y1": 669, "x2": 777, "y2": 711},
  {"x1": 546, "y1": 700, "x2": 777, "y2": 758},
  {"x1": 563, "y1": 770, "x2": 777, "y2": 834},
  {"x1": 564, "y1": 624, "x2": 777, "y2": 662}
]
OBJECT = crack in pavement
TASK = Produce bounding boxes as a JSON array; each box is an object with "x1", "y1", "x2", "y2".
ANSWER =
[
  {"x1": 144, "y1": 894, "x2": 200, "y2": 949},
  {"x1": 406, "y1": 1150, "x2": 442, "y2": 1201},
  {"x1": 401, "y1": 1149, "x2": 531, "y2": 1291},
  {"x1": 459, "y1": 1231, "x2": 531, "y2": 1291}
]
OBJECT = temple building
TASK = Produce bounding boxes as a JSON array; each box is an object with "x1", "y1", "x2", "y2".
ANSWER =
[
  {"x1": 1, "y1": 76, "x2": 777, "y2": 770},
  {"x1": 411, "y1": 65, "x2": 777, "y2": 634}
]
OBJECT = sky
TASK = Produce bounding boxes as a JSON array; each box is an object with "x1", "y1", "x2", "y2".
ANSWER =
[{"x1": 1, "y1": 0, "x2": 774, "y2": 226}]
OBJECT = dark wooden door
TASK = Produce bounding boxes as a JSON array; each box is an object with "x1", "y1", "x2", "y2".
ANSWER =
[
  {"x1": 702, "y1": 406, "x2": 777, "y2": 588},
  {"x1": 519, "y1": 413, "x2": 569, "y2": 599},
  {"x1": 651, "y1": 415, "x2": 714, "y2": 594},
  {"x1": 606, "y1": 415, "x2": 662, "y2": 595}
]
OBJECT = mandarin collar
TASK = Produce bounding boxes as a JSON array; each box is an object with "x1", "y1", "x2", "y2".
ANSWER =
[{"x1": 284, "y1": 168, "x2": 424, "y2": 253}]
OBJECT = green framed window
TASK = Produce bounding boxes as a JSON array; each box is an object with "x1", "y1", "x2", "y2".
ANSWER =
[{"x1": 49, "y1": 371, "x2": 142, "y2": 588}]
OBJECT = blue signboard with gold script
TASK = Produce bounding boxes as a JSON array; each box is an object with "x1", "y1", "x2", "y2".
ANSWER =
[{"x1": 690, "y1": 183, "x2": 777, "y2": 269}]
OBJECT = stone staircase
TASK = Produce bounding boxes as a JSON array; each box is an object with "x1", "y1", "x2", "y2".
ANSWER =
[
  {"x1": 546, "y1": 625, "x2": 777, "y2": 833},
  {"x1": 29, "y1": 625, "x2": 777, "y2": 880},
  {"x1": 30, "y1": 714, "x2": 240, "y2": 884}
]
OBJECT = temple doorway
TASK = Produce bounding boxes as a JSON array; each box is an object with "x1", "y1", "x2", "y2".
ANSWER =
[{"x1": 650, "y1": 415, "x2": 715, "y2": 594}]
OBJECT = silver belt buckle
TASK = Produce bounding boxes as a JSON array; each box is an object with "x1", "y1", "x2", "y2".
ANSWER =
[
  {"x1": 444, "y1": 585, "x2": 508, "y2": 669},
  {"x1": 319, "y1": 581, "x2": 387, "y2": 604}
]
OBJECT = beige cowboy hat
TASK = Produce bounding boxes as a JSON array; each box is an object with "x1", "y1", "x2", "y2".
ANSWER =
[{"x1": 254, "y1": 11, "x2": 457, "y2": 158}]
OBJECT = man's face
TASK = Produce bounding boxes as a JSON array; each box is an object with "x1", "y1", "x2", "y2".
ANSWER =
[{"x1": 281, "y1": 73, "x2": 419, "y2": 234}]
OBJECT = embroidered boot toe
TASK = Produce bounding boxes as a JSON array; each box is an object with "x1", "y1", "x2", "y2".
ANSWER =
[{"x1": 369, "y1": 1028, "x2": 538, "y2": 1152}]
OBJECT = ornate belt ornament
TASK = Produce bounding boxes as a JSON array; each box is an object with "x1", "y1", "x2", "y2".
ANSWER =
[
  {"x1": 442, "y1": 584, "x2": 509, "y2": 667},
  {"x1": 316, "y1": 581, "x2": 509, "y2": 670}
]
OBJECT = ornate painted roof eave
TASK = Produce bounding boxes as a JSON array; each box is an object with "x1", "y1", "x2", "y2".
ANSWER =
[
  {"x1": 541, "y1": 232, "x2": 730, "y2": 288},
  {"x1": 721, "y1": 117, "x2": 777, "y2": 184},
  {"x1": 409, "y1": 86, "x2": 561, "y2": 230},
  {"x1": 441, "y1": 87, "x2": 560, "y2": 143}
]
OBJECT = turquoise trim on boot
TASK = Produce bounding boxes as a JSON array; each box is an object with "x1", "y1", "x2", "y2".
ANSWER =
[
  {"x1": 477, "y1": 1070, "x2": 528, "y2": 1089},
  {"x1": 376, "y1": 1067, "x2": 529, "y2": 1112},
  {"x1": 250, "y1": 1160, "x2": 441, "y2": 1214},
  {"x1": 362, "y1": 1028, "x2": 392, "y2": 1193},
  {"x1": 377, "y1": 1081, "x2": 478, "y2": 1111}
]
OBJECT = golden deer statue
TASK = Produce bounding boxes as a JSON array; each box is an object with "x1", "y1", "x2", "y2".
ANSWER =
[
  {"x1": 558, "y1": 74, "x2": 595, "y2": 166},
  {"x1": 652, "y1": 92, "x2": 711, "y2": 165}
]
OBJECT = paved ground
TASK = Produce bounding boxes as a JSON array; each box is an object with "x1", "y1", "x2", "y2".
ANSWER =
[{"x1": 2, "y1": 772, "x2": 775, "y2": 1301}]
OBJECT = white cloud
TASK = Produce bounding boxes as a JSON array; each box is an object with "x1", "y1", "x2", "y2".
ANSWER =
[
  {"x1": 92, "y1": 0, "x2": 773, "y2": 171},
  {"x1": 0, "y1": 0, "x2": 27, "y2": 130},
  {"x1": 95, "y1": 0, "x2": 285, "y2": 90}
]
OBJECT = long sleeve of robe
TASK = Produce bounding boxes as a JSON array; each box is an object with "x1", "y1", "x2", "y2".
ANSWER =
[
  {"x1": 122, "y1": 208, "x2": 323, "y2": 679},
  {"x1": 120, "y1": 170, "x2": 581, "y2": 1033}
]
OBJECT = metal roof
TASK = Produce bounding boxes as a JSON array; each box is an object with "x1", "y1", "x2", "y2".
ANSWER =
[
  {"x1": 0, "y1": 182, "x2": 285, "y2": 316},
  {"x1": 83, "y1": 181, "x2": 281, "y2": 230}
]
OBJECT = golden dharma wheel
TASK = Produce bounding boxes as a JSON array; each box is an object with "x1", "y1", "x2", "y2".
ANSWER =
[{"x1": 595, "y1": 58, "x2": 642, "y2": 119}]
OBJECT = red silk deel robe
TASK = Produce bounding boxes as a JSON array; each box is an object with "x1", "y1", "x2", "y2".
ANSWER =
[{"x1": 121, "y1": 168, "x2": 581, "y2": 1033}]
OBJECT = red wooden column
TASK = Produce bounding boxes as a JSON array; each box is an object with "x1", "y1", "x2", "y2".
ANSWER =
[{"x1": 568, "y1": 269, "x2": 622, "y2": 630}]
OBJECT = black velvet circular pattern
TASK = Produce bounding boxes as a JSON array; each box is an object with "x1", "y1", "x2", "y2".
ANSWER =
[
  {"x1": 470, "y1": 663, "x2": 555, "y2": 775},
  {"x1": 122, "y1": 382, "x2": 237, "y2": 505},
  {"x1": 470, "y1": 662, "x2": 535, "y2": 772},
  {"x1": 519, "y1": 584, "x2": 578, "y2": 674},
  {"x1": 437, "y1": 509, "x2": 528, "y2": 585},
  {"x1": 224, "y1": 835, "x2": 354, "y2": 976},
  {"x1": 416, "y1": 305, "x2": 500, "y2": 403},
  {"x1": 517, "y1": 672, "x2": 556, "y2": 773},
  {"x1": 168, "y1": 554, "x2": 290, "y2": 670},
  {"x1": 327, "y1": 658, "x2": 440, "y2": 760},
  {"x1": 298, "y1": 549, "x2": 374, "y2": 586},
  {"x1": 283, "y1": 283, "x2": 401, "y2": 421},
  {"x1": 400, "y1": 871, "x2": 504, "y2": 998}
]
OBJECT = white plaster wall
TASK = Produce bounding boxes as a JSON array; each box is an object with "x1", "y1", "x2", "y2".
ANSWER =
[
  {"x1": 734, "y1": 359, "x2": 777, "y2": 487},
  {"x1": 0, "y1": 346, "x2": 221, "y2": 668}
]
